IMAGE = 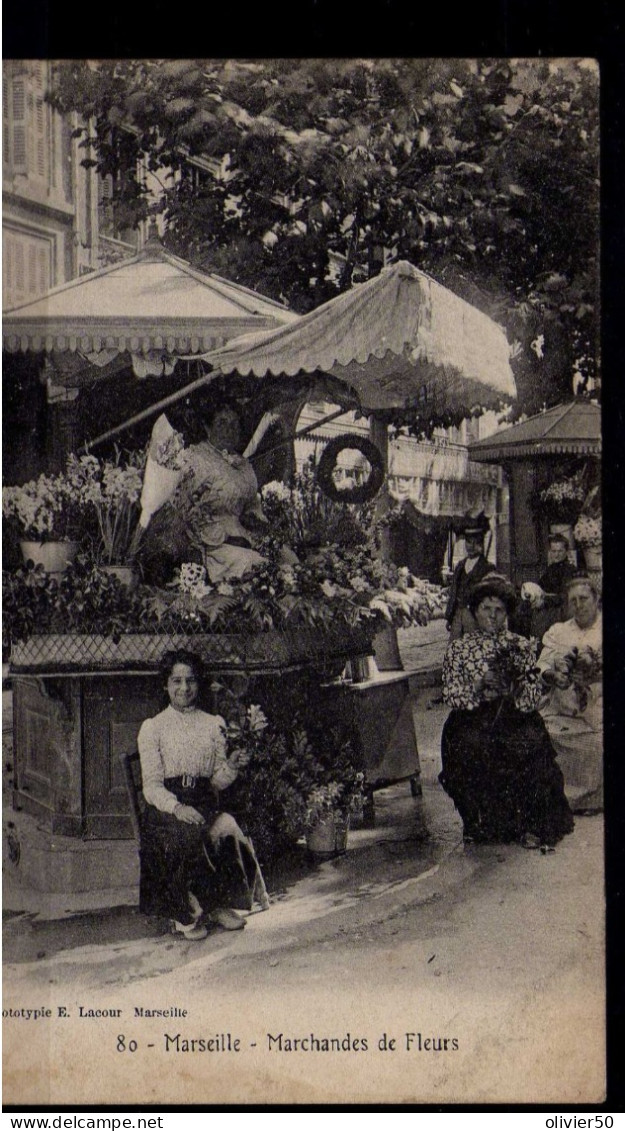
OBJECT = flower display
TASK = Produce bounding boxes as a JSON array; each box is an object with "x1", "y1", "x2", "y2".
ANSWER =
[
  {"x1": 3, "y1": 469, "x2": 90, "y2": 542},
  {"x1": 66, "y1": 452, "x2": 144, "y2": 566},
  {"x1": 536, "y1": 472, "x2": 586, "y2": 523},
  {"x1": 573, "y1": 514, "x2": 602, "y2": 548}
]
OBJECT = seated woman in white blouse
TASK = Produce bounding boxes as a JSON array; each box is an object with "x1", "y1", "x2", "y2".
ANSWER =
[{"x1": 137, "y1": 650, "x2": 259, "y2": 940}]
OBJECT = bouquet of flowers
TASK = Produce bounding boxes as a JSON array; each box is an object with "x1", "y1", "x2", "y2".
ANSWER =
[
  {"x1": 542, "y1": 645, "x2": 602, "y2": 713},
  {"x1": 138, "y1": 414, "x2": 186, "y2": 530},
  {"x1": 223, "y1": 703, "x2": 269, "y2": 766},
  {"x1": 573, "y1": 514, "x2": 602, "y2": 548}
]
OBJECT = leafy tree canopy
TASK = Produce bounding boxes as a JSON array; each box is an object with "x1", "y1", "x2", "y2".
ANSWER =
[{"x1": 49, "y1": 58, "x2": 599, "y2": 427}]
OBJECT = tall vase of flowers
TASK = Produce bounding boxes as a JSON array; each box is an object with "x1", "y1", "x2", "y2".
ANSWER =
[
  {"x1": 574, "y1": 514, "x2": 602, "y2": 570},
  {"x1": 66, "y1": 452, "x2": 144, "y2": 582}
]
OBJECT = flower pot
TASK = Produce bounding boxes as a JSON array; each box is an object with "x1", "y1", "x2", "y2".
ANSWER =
[
  {"x1": 101, "y1": 565, "x2": 136, "y2": 588},
  {"x1": 583, "y1": 547, "x2": 602, "y2": 570},
  {"x1": 306, "y1": 812, "x2": 350, "y2": 859},
  {"x1": 20, "y1": 540, "x2": 78, "y2": 575}
]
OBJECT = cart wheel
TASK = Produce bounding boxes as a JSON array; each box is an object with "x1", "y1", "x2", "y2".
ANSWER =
[{"x1": 410, "y1": 774, "x2": 422, "y2": 799}]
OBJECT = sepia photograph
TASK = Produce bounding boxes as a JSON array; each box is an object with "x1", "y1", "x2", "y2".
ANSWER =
[{"x1": 2, "y1": 57, "x2": 605, "y2": 1107}]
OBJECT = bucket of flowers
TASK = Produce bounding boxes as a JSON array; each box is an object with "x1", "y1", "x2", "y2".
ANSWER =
[
  {"x1": 304, "y1": 772, "x2": 365, "y2": 858},
  {"x1": 536, "y1": 472, "x2": 586, "y2": 527},
  {"x1": 3, "y1": 466, "x2": 92, "y2": 575}
]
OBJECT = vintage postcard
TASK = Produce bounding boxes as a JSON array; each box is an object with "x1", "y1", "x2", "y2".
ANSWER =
[{"x1": 2, "y1": 58, "x2": 606, "y2": 1108}]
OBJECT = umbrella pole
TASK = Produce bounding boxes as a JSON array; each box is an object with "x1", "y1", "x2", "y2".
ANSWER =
[{"x1": 79, "y1": 361, "x2": 223, "y2": 452}]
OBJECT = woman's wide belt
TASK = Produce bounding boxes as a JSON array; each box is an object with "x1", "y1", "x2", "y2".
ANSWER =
[{"x1": 165, "y1": 774, "x2": 210, "y2": 791}]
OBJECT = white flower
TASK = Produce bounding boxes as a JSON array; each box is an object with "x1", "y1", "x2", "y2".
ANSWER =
[
  {"x1": 247, "y1": 704, "x2": 268, "y2": 734},
  {"x1": 261, "y1": 480, "x2": 292, "y2": 503},
  {"x1": 321, "y1": 579, "x2": 337, "y2": 598},
  {"x1": 369, "y1": 597, "x2": 392, "y2": 621},
  {"x1": 348, "y1": 575, "x2": 369, "y2": 593}
]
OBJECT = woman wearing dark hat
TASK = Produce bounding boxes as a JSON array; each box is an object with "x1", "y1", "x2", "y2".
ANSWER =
[
  {"x1": 444, "y1": 511, "x2": 497, "y2": 640},
  {"x1": 439, "y1": 574, "x2": 574, "y2": 849}
]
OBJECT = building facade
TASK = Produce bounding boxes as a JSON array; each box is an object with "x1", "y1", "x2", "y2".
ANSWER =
[{"x1": 2, "y1": 60, "x2": 139, "y2": 312}]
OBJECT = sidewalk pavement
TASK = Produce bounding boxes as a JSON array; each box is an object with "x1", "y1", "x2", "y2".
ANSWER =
[{"x1": 3, "y1": 622, "x2": 468, "y2": 978}]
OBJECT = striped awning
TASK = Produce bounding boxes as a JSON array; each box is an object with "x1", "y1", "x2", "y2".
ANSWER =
[{"x1": 2, "y1": 238, "x2": 296, "y2": 369}]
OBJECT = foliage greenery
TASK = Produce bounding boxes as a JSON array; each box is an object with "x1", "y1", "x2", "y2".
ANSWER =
[
  {"x1": 218, "y1": 683, "x2": 363, "y2": 861},
  {"x1": 2, "y1": 462, "x2": 447, "y2": 655},
  {"x1": 48, "y1": 58, "x2": 599, "y2": 426}
]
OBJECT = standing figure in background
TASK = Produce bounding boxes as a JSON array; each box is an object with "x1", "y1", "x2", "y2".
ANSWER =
[
  {"x1": 444, "y1": 511, "x2": 497, "y2": 639},
  {"x1": 524, "y1": 533, "x2": 579, "y2": 640},
  {"x1": 538, "y1": 575, "x2": 603, "y2": 814}
]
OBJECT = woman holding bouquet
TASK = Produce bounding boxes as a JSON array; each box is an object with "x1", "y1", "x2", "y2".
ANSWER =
[
  {"x1": 439, "y1": 575, "x2": 574, "y2": 849},
  {"x1": 538, "y1": 575, "x2": 603, "y2": 813},
  {"x1": 140, "y1": 402, "x2": 268, "y2": 585}
]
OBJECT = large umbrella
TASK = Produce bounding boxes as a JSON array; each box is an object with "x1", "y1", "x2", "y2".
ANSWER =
[
  {"x1": 74, "y1": 259, "x2": 517, "y2": 453},
  {"x1": 190, "y1": 260, "x2": 516, "y2": 416}
]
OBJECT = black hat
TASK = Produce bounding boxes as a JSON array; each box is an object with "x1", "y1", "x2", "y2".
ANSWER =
[
  {"x1": 452, "y1": 509, "x2": 490, "y2": 538},
  {"x1": 467, "y1": 573, "x2": 517, "y2": 615}
]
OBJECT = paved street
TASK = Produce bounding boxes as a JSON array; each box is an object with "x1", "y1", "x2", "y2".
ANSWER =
[{"x1": 3, "y1": 630, "x2": 605, "y2": 1105}]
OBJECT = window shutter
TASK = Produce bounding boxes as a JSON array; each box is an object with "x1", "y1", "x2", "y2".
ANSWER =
[
  {"x1": 3, "y1": 68, "x2": 10, "y2": 166},
  {"x1": 3, "y1": 231, "x2": 52, "y2": 308},
  {"x1": 14, "y1": 239, "x2": 26, "y2": 302},
  {"x1": 32, "y1": 62, "x2": 47, "y2": 180},
  {"x1": 11, "y1": 75, "x2": 28, "y2": 171},
  {"x1": 37, "y1": 244, "x2": 49, "y2": 294},
  {"x1": 3, "y1": 236, "x2": 13, "y2": 308}
]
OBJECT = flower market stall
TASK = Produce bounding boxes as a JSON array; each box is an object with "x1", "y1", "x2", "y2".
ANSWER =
[
  {"x1": 2, "y1": 232, "x2": 297, "y2": 484},
  {"x1": 469, "y1": 400, "x2": 601, "y2": 587},
  {"x1": 4, "y1": 260, "x2": 516, "y2": 894}
]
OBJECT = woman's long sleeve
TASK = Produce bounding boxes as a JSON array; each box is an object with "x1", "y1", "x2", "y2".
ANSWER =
[
  {"x1": 138, "y1": 711, "x2": 238, "y2": 813},
  {"x1": 138, "y1": 718, "x2": 180, "y2": 814}
]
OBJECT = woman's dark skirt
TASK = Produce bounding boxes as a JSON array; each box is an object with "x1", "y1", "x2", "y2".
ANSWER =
[
  {"x1": 439, "y1": 700, "x2": 574, "y2": 845},
  {"x1": 139, "y1": 778, "x2": 258, "y2": 924}
]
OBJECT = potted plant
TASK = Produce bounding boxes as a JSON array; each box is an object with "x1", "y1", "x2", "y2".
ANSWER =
[
  {"x1": 2, "y1": 466, "x2": 91, "y2": 574},
  {"x1": 573, "y1": 514, "x2": 602, "y2": 569},
  {"x1": 535, "y1": 472, "x2": 586, "y2": 532},
  {"x1": 304, "y1": 773, "x2": 365, "y2": 858},
  {"x1": 67, "y1": 451, "x2": 144, "y2": 583}
]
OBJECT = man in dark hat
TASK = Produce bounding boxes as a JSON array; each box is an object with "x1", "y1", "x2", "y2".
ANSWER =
[{"x1": 444, "y1": 511, "x2": 497, "y2": 639}]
